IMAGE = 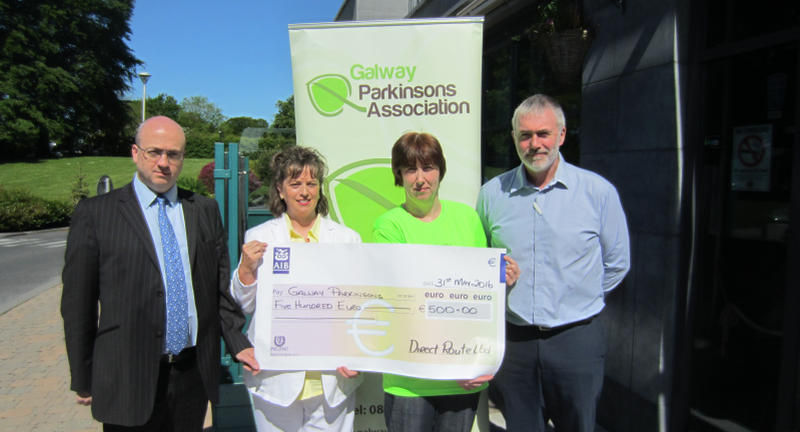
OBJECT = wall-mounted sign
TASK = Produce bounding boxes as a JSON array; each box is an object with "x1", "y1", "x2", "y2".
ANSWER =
[{"x1": 731, "y1": 124, "x2": 772, "y2": 192}]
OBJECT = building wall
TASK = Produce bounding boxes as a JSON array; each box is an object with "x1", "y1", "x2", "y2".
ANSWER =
[
  {"x1": 335, "y1": 0, "x2": 410, "y2": 21},
  {"x1": 581, "y1": 1, "x2": 683, "y2": 430},
  {"x1": 409, "y1": 0, "x2": 461, "y2": 17},
  {"x1": 336, "y1": 0, "x2": 356, "y2": 20}
]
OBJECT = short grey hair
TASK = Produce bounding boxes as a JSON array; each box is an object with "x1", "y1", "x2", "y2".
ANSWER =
[{"x1": 511, "y1": 94, "x2": 566, "y2": 136}]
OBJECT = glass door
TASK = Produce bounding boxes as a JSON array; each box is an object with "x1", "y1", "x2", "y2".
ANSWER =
[{"x1": 689, "y1": 41, "x2": 797, "y2": 431}]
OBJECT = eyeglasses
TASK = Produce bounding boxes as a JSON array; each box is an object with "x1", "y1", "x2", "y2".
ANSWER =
[{"x1": 135, "y1": 144, "x2": 184, "y2": 162}]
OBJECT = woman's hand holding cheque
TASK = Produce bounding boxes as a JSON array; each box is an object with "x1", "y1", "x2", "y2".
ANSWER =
[{"x1": 238, "y1": 240, "x2": 267, "y2": 285}]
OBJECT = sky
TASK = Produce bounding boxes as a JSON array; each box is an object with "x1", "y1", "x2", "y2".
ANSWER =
[{"x1": 125, "y1": 0, "x2": 344, "y2": 123}]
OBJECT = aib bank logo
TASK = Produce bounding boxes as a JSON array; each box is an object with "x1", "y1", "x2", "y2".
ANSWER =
[{"x1": 272, "y1": 247, "x2": 290, "y2": 274}]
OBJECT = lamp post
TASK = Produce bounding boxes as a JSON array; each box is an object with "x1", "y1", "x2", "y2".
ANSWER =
[{"x1": 138, "y1": 71, "x2": 151, "y2": 122}]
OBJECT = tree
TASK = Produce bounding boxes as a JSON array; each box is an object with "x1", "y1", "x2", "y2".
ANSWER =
[
  {"x1": 177, "y1": 111, "x2": 211, "y2": 132},
  {"x1": 220, "y1": 116, "x2": 268, "y2": 153},
  {"x1": 126, "y1": 93, "x2": 182, "y2": 141},
  {"x1": 122, "y1": 93, "x2": 264, "y2": 159},
  {"x1": 177, "y1": 111, "x2": 214, "y2": 158},
  {"x1": 271, "y1": 96, "x2": 295, "y2": 129},
  {"x1": 176, "y1": 96, "x2": 224, "y2": 158},
  {"x1": 0, "y1": 0, "x2": 140, "y2": 159},
  {"x1": 180, "y1": 96, "x2": 225, "y2": 130},
  {"x1": 252, "y1": 96, "x2": 296, "y2": 184},
  {"x1": 145, "y1": 93, "x2": 181, "y2": 119},
  {"x1": 221, "y1": 116, "x2": 268, "y2": 137},
  {"x1": 182, "y1": 128, "x2": 217, "y2": 158}
]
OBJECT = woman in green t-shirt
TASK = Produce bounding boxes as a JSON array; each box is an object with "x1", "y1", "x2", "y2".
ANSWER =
[{"x1": 373, "y1": 132, "x2": 519, "y2": 432}]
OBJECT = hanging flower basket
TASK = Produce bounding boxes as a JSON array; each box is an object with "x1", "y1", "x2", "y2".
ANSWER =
[{"x1": 541, "y1": 28, "x2": 591, "y2": 88}]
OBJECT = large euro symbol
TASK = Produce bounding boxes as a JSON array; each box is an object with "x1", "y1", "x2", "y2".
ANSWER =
[{"x1": 346, "y1": 298, "x2": 395, "y2": 357}]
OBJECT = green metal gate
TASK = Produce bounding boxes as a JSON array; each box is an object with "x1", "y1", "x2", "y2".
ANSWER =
[{"x1": 212, "y1": 141, "x2": 271, "y2": 431}]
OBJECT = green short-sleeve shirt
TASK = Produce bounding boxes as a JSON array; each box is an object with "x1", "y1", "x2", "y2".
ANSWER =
[{"x1": 372, "y1": 200, "x2": 488, "y2": 397}]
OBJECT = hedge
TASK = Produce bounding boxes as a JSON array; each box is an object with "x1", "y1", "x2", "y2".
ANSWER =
[{"x1": 0, "y1": 188, "x2": 72, "y2": 232}]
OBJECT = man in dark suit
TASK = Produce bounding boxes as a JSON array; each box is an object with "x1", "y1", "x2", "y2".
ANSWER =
[{"x1": 62, "y1": 116, "x2": 257, "y2": 431}]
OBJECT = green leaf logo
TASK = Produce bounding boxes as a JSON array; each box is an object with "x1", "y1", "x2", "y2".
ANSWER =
[
  {"x1": 324, "y1": 159, "x2": 404, "y2": 241},
  {"x1": 306, "y1": 74, "x2": 366, "y2": 116}
]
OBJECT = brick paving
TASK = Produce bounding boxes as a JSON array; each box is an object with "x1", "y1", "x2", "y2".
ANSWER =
[
  {"x1": 0, "y1": 284, "x2": 101, "y2": 431},
  {"x1": 0, "y1": 284, "x2": 215, "y2": 431}
]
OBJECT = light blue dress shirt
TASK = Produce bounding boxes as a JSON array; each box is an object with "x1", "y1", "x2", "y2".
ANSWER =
[
  {"x1": 133, "y1": 175, "x2": 198, "y2": 349},
  {"x1": 477, "y1": 154, "x2": 630, "y2": 327}
]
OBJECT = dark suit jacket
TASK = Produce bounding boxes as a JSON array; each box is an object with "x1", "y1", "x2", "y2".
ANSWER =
[{"x1": 61, "y1": 183, "x2": 251, "y2": 426}]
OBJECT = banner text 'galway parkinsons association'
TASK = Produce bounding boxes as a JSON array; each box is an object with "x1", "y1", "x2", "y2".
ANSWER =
[{"x1": 289, "y1": 18, "x2": 484, "y2": 240}]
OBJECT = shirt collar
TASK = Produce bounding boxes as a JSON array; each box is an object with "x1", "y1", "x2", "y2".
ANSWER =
[
  {"x1": 132, "y1": 174, "x2": 179, "y2": 208},
  {"x1": 284, "y1": 213, "x2": 321, "y2": 242},
  {"x1": 511, "y1": 153, "x2": 571, "y2": 192}
]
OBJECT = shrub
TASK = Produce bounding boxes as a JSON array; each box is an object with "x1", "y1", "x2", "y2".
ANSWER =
[
  {"x1": 184, "y1": 129, "x2": 216, "y2": 158},
  {"x1": 247, "y1": 170, "x2": 262, "y2": 193},
  {"x1": 0, "y1": 187, "x2": 72, "y2": 232},
  {"x1": 198, "y1": 162, "x2": 215, "y2": 193},
  {"x1": 252, "y1": 135, "x2": 295, "y2": 188},
  {"x1": 198, "y1": 162, "x2": 262, "y2": 198},
  {"x1": 177, "y1": 176, "x2": 210, "y2": 197},
  {"x1": 248, "y1": 184, "x2": 269, "y2": 207},
  {"x1": 71, "y1": 163, "x2": 89, "y2": 205}
]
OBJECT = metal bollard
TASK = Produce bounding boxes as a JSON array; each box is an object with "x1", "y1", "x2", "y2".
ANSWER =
[{"x1": 96, "y1": 175, "x2": 113, "y2": 195}]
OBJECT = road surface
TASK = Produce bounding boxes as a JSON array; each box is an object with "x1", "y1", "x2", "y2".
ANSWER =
[{"x1": 0, "y1": 227, "x2": 68, "y2": 314}]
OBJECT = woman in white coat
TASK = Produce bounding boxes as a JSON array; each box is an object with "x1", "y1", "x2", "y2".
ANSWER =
[{"x1": 231, "y1": 146, "x2": 363, "y2": 431}]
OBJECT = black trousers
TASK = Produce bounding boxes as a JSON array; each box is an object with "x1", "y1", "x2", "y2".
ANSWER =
[
  {"x1": 491, "y1": 318, "x2": 605, "y2": 432},
  {"x1": 104, "y1": 348, "x2": 208, "y2": 432},
  {"x1": 384, "y1": 391, "x2": 481, "y2": 432}
]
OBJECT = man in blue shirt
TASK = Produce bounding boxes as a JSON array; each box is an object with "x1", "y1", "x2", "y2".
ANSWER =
[{"x1": 477, "y1": 94, "x2": 630, "y2": 432}]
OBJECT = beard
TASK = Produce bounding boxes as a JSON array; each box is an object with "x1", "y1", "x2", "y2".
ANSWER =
[{"x1": 520, "y1": 148, "x2": 559, "y2": 173}]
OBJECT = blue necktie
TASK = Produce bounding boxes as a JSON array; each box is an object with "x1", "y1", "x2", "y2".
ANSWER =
[{"x1": 157, "y1": 196, "x2": 189, "y2": 355}]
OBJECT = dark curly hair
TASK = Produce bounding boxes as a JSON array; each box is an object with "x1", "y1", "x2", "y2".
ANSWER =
[{"x1": 267, "y1": 146, "x2": 329, "y2": 217}]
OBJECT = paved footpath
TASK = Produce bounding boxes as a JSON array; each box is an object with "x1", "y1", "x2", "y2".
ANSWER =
[
  {"x1": 0, "y1": 284, "x2": 214, "y2": 431},
  {"x1": 0, "y1": 284, "x2": 101, "y2": 431}
]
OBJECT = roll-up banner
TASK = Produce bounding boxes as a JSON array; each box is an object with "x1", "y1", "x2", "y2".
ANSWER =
[
  {"x1": 289, "y1": 17, "x2": 484, "y2": 241},
  {"x1": 289, "y1": 18, "x2": 486, "y2": 432}
]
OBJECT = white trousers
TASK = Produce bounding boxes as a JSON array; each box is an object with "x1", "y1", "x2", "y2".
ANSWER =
[{"x1": 250, "y1": 393, "x2": 356, "y2": 432}]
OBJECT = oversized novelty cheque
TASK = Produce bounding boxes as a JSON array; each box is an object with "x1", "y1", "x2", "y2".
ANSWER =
[{"x1": 253, "y1": 242, "x2": 506, "y2": 380}]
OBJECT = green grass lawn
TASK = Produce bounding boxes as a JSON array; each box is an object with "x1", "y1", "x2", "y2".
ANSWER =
[{"x1": 0, "y1": 156, "x2": 212, "y2": 202}]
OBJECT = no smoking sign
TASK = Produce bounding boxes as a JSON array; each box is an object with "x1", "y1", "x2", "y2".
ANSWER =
[
  {"x1": 731, "y1": 125, "x2": 772, "y2": 192},
  {"x1": 737, "y1": 135, "x2": 765, "y2": 167}
]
